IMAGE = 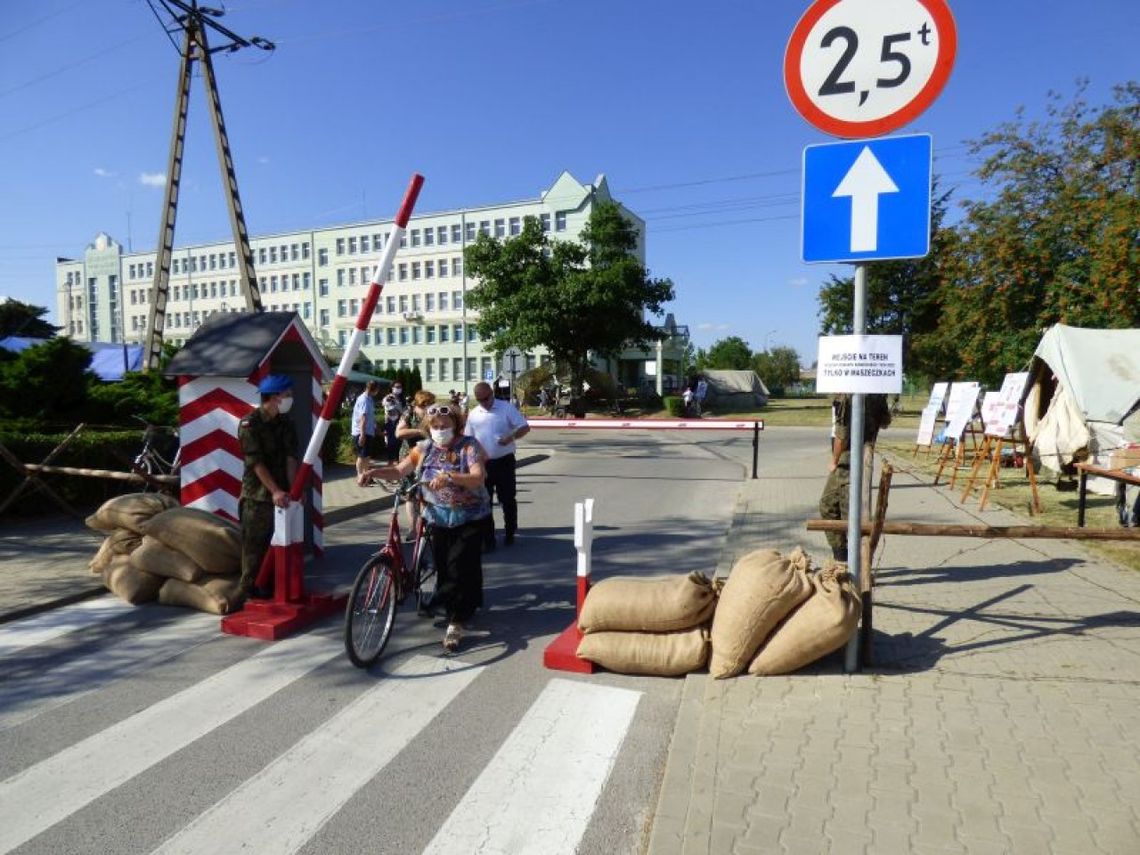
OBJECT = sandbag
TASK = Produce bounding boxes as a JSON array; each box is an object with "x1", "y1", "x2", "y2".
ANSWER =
[
  {"x1": 748, "y1": 562, "x2": 861, "y2": 675},
  {"x1": 709, "y1": 547, "x2": 812, "y2": 679},
  {"x1": 101, "y1": 555, "x2": 164, "y2": 604},
  {"x1": 576, "y1": 628, "x2": 709, "y2": 676},
  {"x1": 578, "y1": 571, "x2": 716, "y2": 634},
  {"x1": 143, "y1": 507, "x2": 241, "y2": 575},
  {"x1": 90, "y1": 529, "x2": 145, "y2": 574},
  {"x1": 129, "y1": 535, "x2": 205, "y2": 583},
  {"x1": 158, "y1": 576, "x2": 242, "y2": 615},
  {"x1": 86, "y1": 492, "x2": 179, "y2": 535}
]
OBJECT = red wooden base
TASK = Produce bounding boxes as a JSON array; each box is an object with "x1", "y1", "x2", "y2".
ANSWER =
[
  {"x1": 543, "y1": 622, "x2": 595, "y2": 673},
  {"x1": 220, "y1": 592, "x2": 347, "y2": 641}
]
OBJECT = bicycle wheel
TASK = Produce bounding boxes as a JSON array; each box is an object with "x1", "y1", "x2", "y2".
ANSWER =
[
  {"x1": 344, "y1": 554, "x2": 398, "y2": 668},
  {"x1": 412, "y1": 531, "x2": 437, "y2": 617}
]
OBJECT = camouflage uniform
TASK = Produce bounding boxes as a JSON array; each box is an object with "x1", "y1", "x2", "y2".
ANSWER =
[
  {"x1": 819, "y1": 394, "x2": 891, "y2": 560},
  {"x1": 238, "y1": 406, "x2": 299, "y2": 592}
]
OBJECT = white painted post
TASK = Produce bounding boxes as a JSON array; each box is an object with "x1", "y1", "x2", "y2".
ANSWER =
[{"x1": 573, "y1": 498, "x2": 595, "y2": 612}]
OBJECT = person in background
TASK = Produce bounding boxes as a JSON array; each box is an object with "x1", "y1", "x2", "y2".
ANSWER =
[
  {"x1": 396, "y1": 389, "x2": 436, "y2": 529},
  {"x1": 465, "y1": 380, "x2": 530, "y2": 549},
  {"x1": 694, "y1": 375, "x2": 709, "y2": 416},
  {"x1": 359, "y1": 402, "x2": 490, "y2": 652},
  {"x1": 380, "y1": 382, "x2": 405, "y2": 465},
  {"x1": 819, "y1": 393, "x2": 892, "y2": 561},
  {"x1": 351, "y1": 380, "x2": 379, "y2": 485},
  {"x1": 237, "y1": 374, "x2": 299, "y2": 602}
]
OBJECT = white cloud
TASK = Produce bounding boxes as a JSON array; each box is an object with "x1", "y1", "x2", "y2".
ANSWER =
[
  {"x1": 696, "y1": 322, "x2": 731, "y2": 332},
  {"x1": 257, "y1": 155, "x2": 270, "y2": 164},
  {"x1": 788, "y1": 277, "x2": 808, "y2": 287},
  {"x1": 93, "y1": 167, "x2": 113, "y2": 178},
  {"x1": 139, "y1": 171, "x2": 166, "y2": 187}
]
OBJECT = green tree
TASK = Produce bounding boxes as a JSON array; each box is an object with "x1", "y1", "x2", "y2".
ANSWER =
[
  {"x1": 916, "y1": 82, "x2": 1140, "y2": 386},
  {"x1": 0, "y1": 300, "x2": 60, "y2": 339},
  {"x1": 0, "y1": 337, "x2": 96, "y2": 422},
  {"x1": 752, "y1": 346, "x2": 801, "y2": 391},
  {"x1": 464, "y1": 202, "x2": 674, "y2": 392},
  {"x1": 697, "y1": 336, "x2": 752, "y2": 370}
]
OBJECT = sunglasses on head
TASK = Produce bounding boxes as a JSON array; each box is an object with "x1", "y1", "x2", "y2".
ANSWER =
[{"x1": 426, "y1": 404, "x2": 454, "y2": 416}]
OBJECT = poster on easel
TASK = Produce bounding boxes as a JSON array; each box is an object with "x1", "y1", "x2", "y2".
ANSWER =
[
  {"x1": 986, "y1": 371, "x2": 1029, "y2": 438},
  {"x1": 928, "y1": 381, "x2": 949, "y2": 415},
  {"x1": 916, "y1": 405, "x2": 939, "y2": 446},
  {"x1": 980, "y1": 391, "x2": 1004, "y2": 437},
  {"x1": 942, "y1": 382, "x2": 980, "y2": 442}
]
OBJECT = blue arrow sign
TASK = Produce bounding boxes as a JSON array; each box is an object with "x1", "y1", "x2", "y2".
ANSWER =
[{"x1": 801, "y1": 133, "x2": 932, "y2": 263}]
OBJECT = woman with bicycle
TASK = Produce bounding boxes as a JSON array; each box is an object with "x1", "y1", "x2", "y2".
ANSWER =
[{"x1": 359, "y1": 402, "x2": 490, "y2": 652}]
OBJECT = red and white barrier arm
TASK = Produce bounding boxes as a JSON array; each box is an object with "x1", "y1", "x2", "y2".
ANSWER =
[{"x1": 528, "y1": 418, "x2": 764, "y2": 431}]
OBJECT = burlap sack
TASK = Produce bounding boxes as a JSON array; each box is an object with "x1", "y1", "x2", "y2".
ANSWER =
[
  {"x1": 129, "y1": 535, "x2": 205, "y2": 583},
  {"x1": 101, "y1": 555, "x2": 164, "y2": 604},
  {"x1": 709, "y1": 547, "x2": 813, "y2": 679},
  {"x1": 86, "y1": 492, "x2": 179, "y2": 534},
  {"x1": 90, "y1": 529, "x2": 143, "y2": 575},
  {"x1": 143, "y1": 507, "x2": 241, "y2": 574},
  {"x1": 748, "y1": 562, "x2": 861, "y2": 676},
  {"x1": 158, "y1": 576, "x2": 242, "y2": 615},
  {"x1": 576, "y1": 628, "x2": 709, "y2": 676},
  {"x1": 578, "y1": 571, "x2": 717, "y2": 633}
]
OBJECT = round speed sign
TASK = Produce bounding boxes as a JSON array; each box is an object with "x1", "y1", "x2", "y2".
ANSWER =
[{"x1": 784, "y1": 0, "x2": 957, "y2": 138}]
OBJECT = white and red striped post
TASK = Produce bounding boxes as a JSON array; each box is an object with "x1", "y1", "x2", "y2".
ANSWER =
[
  {"x1": 223, "y1": 173, "x2": 424, "y2": 640},
  {"x1": 544, "y1": 497, "x2": 597, "y2": 673}
]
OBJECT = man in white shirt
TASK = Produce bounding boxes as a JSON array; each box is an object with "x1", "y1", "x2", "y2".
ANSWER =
[
  {"x1": 351, "y1": 380, "x2": 379, "y2": 482},
  {"x1": 465, "y1": 381, "x2": 530, "y2": 548}
]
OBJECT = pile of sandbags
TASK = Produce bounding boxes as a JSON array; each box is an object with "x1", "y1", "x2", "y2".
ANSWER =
[
  {"x1": 575, "y1": 571, "x2": 716, "y2": 676},
  {"x1": 86, "y1": 494, "x2": 243, "y2": 614},
  {"x1": 709, "y1": 547, "x2": 860, "y2": 678}
]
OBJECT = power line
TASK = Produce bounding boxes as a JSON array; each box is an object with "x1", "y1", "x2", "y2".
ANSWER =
[
  {"x1": 0, "y1": 35, "x2": 148, "y2": 99},
  {"x1": 0, "y1": 0, "x2": 86, "y2": 44}
]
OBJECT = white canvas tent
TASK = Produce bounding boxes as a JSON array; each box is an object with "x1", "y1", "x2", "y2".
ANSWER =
[
  {"x1": 1022, "y1": 324, "x2": 1140, "y2": 490},
  {"x1": 701, "y1": 370, "x2": 770, "y2": 409}
]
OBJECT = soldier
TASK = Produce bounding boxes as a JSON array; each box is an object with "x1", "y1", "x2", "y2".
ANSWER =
[
  {"x1": 237, "y1": 374, "x2": 299, "y2": 601},
  {"x1": 819, "y1": 393, "x2": 892, "y2": 561}
]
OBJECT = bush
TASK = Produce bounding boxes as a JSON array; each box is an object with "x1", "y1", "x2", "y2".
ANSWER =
[
  {"x1": 664, "y1": 396, "x2": 685, "y2": 417},
  {"x1": 322, "y1": 416, "x2": 353, "y2": 465}
]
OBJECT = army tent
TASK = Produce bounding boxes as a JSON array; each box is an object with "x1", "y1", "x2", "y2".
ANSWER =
[
  {"x1": 701, "y1": 370, "x2": 769, "y2": 409},
  {"x1": 1022, "y1": 324, "x2": 1140, "y2": 490}
]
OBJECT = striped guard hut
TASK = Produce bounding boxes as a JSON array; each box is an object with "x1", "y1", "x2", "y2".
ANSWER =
[{"x1": 164, "y1": 311, "x2": 332, "y2": 553}]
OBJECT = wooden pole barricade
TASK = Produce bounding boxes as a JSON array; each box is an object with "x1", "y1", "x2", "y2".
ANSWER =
[
  {"x1": 808, "y1": 519, "x2": 1140, "y2": 540},
  {"x1": 0, "y1": 425, "x2": 88, "y2": 518},
  {"x1": 543, "y1": 498, "x2": 595, "y2": 673}
]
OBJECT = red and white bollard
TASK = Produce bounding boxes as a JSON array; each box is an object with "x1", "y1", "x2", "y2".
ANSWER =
[{"x1": 543, "y1": 497, "x2": 596, "y2": 673}]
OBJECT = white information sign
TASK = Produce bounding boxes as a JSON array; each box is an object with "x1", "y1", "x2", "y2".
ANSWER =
[
  {"x1": 941, "y1": 381, "x2": 980, "y2": 441},
  {"x1": 984, "y1": 371, "x2": 1029, "y2": 437},
  {"x1": 915, "y1": 404, "x2": 939, "y2": 446},
  {"x1": 927, "y1": 381, "x2": 949, "y2": 414},
  {"x1": 980, "y1": 391, "x2": 1003, "y2": 437},
  {"x1": 815, "y1": 334, "x2": 903, "y2": 394}
]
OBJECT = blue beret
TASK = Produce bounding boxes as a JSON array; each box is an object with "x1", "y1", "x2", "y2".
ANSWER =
[{"x1": 258, "y1": 374, "x2": 293, "y2": 395}]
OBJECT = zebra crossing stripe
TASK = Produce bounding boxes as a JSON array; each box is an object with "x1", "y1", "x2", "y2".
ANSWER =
[
  {"x1": 0, "y1": 597, "x2": 130, "y2": 656},
  {"x1": 0, "y1": 631, "x2": 340, "y2": 853},
  {"x1": 0, "y1": 613, "x2": 219, "y2": 733},
  {"x1": 422, "y1": 677, "x2": 642, "y2": 855},
  {"x1": 151, "y1": 655, "x2": 482, "y2": 855}
]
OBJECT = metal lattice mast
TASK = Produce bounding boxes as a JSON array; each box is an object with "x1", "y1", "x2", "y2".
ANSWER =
[{"x1": 143, "y1": 1, "x2": 273, "y2": 371}]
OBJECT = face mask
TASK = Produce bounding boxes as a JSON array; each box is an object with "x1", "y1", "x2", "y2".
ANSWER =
[
  {"x1": 277, "y1": 396, "x2": 294, "y2": 414},
  {"x1": 430, "y1": 427, "x2": 453, "y2": 445},
  {"x1": 393, "y1": 387, "x2": 402, "y2": 395}
]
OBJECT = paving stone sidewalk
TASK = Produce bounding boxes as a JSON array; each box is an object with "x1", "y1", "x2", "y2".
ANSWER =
[{"x1": 648, "y1": 447, "x2": 1140, "y2": 855}]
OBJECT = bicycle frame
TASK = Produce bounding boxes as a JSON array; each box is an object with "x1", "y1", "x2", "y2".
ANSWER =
[{"x1": 376, "y1": 485, "x2": 429, "y2": 603}]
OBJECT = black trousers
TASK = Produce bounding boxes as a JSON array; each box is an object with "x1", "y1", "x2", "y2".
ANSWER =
[
  {"x1": 431, "y1": 518, "x2": 485, "y2": 624},
  {"x1": 483, "y1": 453, "x2": 518, "y2": 542}
]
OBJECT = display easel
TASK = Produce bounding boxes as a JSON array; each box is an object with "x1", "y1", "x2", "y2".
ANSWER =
[
  {"x1": 912, "y1": 381, "x2": 948, "y2": 458},
  {"x1": 959, "y1": 372, "x2": 1039, "y2": 512},
  {"x1": 933, "y1": 382, "x2": 981, "y2": 487}
]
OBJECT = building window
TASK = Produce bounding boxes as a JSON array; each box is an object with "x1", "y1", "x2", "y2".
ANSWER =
[
  {"x1": 465, "y1": 222, "x2": 476, "y2": 241},
  {"x1": 360, "y1": 235, "x2": 370, "y2": 253},
  {"x1": 302, "y1": 302, "x2": 311, "y2": 319},
  {"x1": 398, "y1": 263, "x2": 407, "y2": 281},
  {"x1": 412, "y1": 262, "x2": 421, "y2": 280},
  {"x1": 374, "y1": 233, "x2": 384, "y2": 249},
  {"x1": 412, "y1": 326, "x2": 423, "y2": 344},
  {"x1": 454, "y1": 358, "x2": 464, "y2": 380},
  {"x1": 400, "y1": 327, "x2": 410, "y2": 345},
  {"x1": 350, "y1": 298, "x2": 359, "y2": 314},
  {"x1": 481, "y1": 356, "x2": 492, "y2": 379},
  {"x1": 509, "y1": 217, "x2": 521, "y2": 235},
  {"x1": 453, "y1": 324, "x2": 463, "y2": 342},
  {"x1": 437, "y1": 226, "x2": 447, "y2": 245},
  {"x1": 425, "y1": 292, "x2": 435, "y2": 312},
  {"x1": 399, "y1": 233, "x2": 406, "y2": 248},
  {"x1": 318, "y1": 248, "x2": 328, "y2": 266},
  {"x1": 398, "y1": 295, "x2": 408, "y2": 313},
  {"x1": 451, "y1": 224, "x2": 462, "y2": 244},
  {"x1": 424, "y1": 228, "x2": 434, "y2": 247},
  {"x1": 410, "y1": 229, "x2": 420, "y2": 248},
  {"x1": 440, "y1": 359, "x2": 449, "y2": 381},
  {"x1": 348, "y1": 236, "x2": 357, "y2": 254},
  {"x1": 453, "y1": 290, "x2": 463, "y2": 310},
  {"x1": 453, "y1": 256, "x2": 462, "y2": 276},
  {"x1": 336, "y1": 238, "x2": 345, "y2": 255},
  {"x1": 386, "y1": 296, "x2": 396, "y2": 314},
  {"x1": 555, "y1": 211, "x2": 568, "y2": 231},
  {"x1": 438, "y1": 259, "x2": 448, "y2": 278},
  {"x1": 337, "y1": 269, "x2": 345, "y2": 287},
  {"x1": 269, "y1": 246, "x2": 277, "y2": 264},
  {"x1": 319, "y1": 278, "x2": 329, "y2": 296},
  {"x1": 440, "y1": 324, "x2": 450, "y2": 343},
  {"x1": 337, "y1": 299, "x2": 347, "y2": 317},
  {"x1": 468, "y1": 326, "x2": 479, "y2": 342},
  {"x1": 301, "y1": 243, "x2": 310, "y2": 260},
  {"x1": 426, "y1": 359, "x2": 435, "y2": 381},
  {"x1": 319, "y1": 308, "x2": 329, "y2": 326},
  {"x1": 302, "y1": 272, "x2": 311, "y2": 289},
  {"x1": 387, "y1": 328, "x2": 396, "y2": 345},
  {"x1": 339, "y1": 330, "x2": 347, "y2": 346},
  {"x1": 426, "y1": 325, "x2": 436, "y2": 343},
  {"x1": 348, "y1": 268, "x2": 357, "y2": 286},
  {"x1": 425, "y1": 260, "x2": 434, "y2": 279},
  {"x1": 439, "y1": 291, "x2": 449, "y2": 311}
]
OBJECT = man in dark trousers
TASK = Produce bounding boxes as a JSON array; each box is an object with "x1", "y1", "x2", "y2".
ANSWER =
[
  {"x1": 237, "y1": 374, "x2": 299, "y2": 601},
  {"x1": 464, "y1": 381, "x2": 530, "y2": 548},
  {"x1": 819, "y1": 393, "x2": 891, "y2": 561}
]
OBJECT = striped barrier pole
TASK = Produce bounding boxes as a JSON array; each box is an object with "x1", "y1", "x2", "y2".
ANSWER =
[
  {"x1": 227, "y1": 174, "x2": 424, "y2": 639},
  {"x1": 543, "y1": 497, "x2": 597, "y2": 673}
]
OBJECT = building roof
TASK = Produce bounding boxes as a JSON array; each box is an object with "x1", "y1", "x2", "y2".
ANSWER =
[{"x1": 164, "y1": 311, "x2": 330, "y2": 380}]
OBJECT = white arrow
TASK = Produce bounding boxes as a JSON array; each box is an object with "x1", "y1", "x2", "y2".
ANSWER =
[{"x1": 832, "y1": 147, "x2": 899, "y2": 252}]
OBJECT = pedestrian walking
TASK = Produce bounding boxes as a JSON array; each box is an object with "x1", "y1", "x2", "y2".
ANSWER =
[
  {"x1": 380, "y1": 382, "x2": 405, "y2": 464},
  {"x1": 350, "y1": 380, "x2": 379, "y2": 484},
  {"x1": 464, "y1": 380, "x2": 530, "y2": 548}
]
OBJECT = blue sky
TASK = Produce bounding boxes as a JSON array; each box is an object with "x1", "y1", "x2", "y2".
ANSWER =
[{"x1": 1, "y1": 0, "x2": 1136, "y2": 363}]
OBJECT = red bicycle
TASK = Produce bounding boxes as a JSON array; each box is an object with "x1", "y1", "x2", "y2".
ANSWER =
[{"x1": 344, "y1": 480, "x2": 437, "y2": 668}]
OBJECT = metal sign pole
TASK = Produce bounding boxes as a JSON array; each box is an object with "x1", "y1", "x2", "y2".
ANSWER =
[{"x1": 844, "y1": 263, "x2": 868, "y2": 673}]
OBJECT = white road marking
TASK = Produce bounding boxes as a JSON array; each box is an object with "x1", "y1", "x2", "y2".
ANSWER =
[
  {"x1": 0, "y1": 596, "x2": 130, "y2": 656},
  {"x1": 151, "y1": 655, "x2": 482, "y2": 855},
  {"x1": 0, "y1": 612, "x2": 219, "y2": 733},
  {"x1": 422, "y1": 677, "x2": 642, "y2": 855},
  {"x1": 0, "y1": 631, "x2": 340, "y2": 853}
]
